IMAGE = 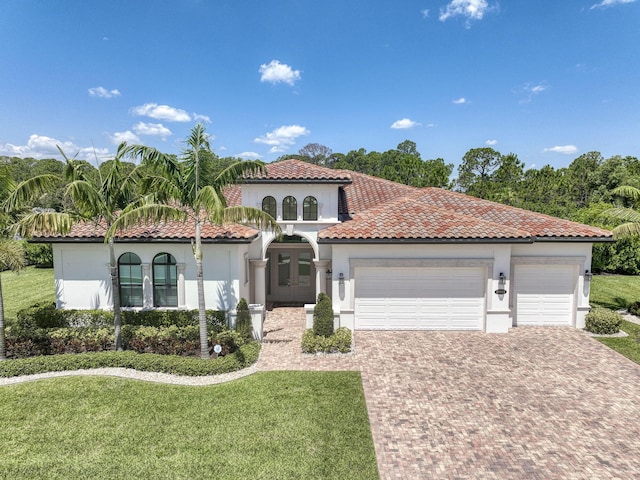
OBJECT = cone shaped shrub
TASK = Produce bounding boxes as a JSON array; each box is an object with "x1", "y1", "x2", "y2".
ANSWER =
[
  {"x1": 235, "y1": 298, "x2": 253, "y2": 341},
  {"x1": 313, "y1": 293, "x2": 334, "y2": 337}
]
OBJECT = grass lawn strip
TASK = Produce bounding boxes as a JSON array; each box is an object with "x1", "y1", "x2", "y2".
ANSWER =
[
  {"x1": 590, "y1": 274, "x2": 640, "y2": 310},
  {"x1": 0, "y1": 371, "x2": 378, "y2": 480},
  {"x1": 596, "y1": 320, "x2": 640, "y2": 365},
  {"x1": 0, "y1": 266, "x2": 54, "y2": 324}
]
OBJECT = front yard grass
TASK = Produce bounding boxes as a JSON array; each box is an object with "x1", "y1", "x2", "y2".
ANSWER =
[
  {"x1": 1, "y1": 266, "x2": 54, "y2": 324},
  {"x1": 0, "y1": 371, "x2": 378, "y2": 480},
  {"x1": 590, "y1": 274, "x2": 640, "y2": 367}
]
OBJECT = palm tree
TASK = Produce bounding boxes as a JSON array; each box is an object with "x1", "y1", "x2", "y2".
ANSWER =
[
  {"x1": 603, "y1": 185, "x2": 640, "y2": 238},
  {"x1": 5, "y1": 142, "x2": 146, "y2": 351},
  {"x1": 0, "y1": 240, "x2": 27, "y2": 360},
  {"x1": 111, "y1": 124, "x2": 280, "y2": 359}
]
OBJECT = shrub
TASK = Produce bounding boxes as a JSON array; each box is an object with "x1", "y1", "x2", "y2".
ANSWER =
[
  {"x1": 23, "y1": 242, "x2": 53, "y2": 268},
  {"x1": 302, "y1": 327, "x2": 352, "y2": 354},
  {"x1": 585, "y1": 307, "x2": 623, "y2": 335},
  {"x1": 16, "y1": 302, "x2": 65, "y2": 330},
  {"x1": 313, "y1": 293, "x2": 334, "y2": 337},
  {"x1": 628, "y1": 301, "x2": 640, "y2": 317},
  {"x1": 235, "y1": 298, "x2": 253, "y2": 341},
  {"x1": 214, "y1": 330, "x2": 246, "y2": 355},
  {"x1": 0, "y1": 342, "x2": 261, "y2": 378}
]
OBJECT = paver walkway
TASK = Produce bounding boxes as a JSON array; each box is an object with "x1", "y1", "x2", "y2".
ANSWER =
[{"x1": 257, "y1": 307, "x2": 640, "y2": 479}]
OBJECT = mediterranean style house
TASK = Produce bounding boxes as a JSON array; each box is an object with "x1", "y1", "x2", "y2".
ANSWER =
[{"x1": 38, "y1": 159, "x2": 612, "y2": 334}]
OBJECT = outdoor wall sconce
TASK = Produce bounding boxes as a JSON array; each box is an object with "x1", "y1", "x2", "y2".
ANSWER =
[
  {"x1": 326, "y1": 269, "x2": 332, "y2": 279},
  {"x1": 338, "y1": 272, "x2": 345, "y2": 285},
  {"x1": 584, "y1": 270, "x2": 593, "y2": 281},
  {"x1": 495, "y1": 272, "x2": 507, "y2": 295}
]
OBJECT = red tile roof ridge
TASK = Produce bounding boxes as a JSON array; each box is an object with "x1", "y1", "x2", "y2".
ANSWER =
[{"x1": 244, "y1": 159, "x2": 352, "y2": 182}]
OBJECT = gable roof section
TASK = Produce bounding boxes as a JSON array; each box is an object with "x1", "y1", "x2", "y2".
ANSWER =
[
  {"x1": 35, "y1": 218, "x2": 259, "y2": 243},
  {"x1": 319, "y1": 187, "x2": 612, "y2": 243},
  {"x1": 242, "y1": 159, "x2": 352, "y2": 184}
]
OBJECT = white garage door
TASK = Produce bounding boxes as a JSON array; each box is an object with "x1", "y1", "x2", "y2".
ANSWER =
[
  {"x1": 354, "y1": 267, "x2": 485, "y2": 330},
  {"x1": 514, "y1": 264, "x2": 576, "y2": 326}
]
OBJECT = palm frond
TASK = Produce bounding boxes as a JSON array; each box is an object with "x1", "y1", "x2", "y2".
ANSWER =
[
  {"x1": 140, "y1": 174, "x2": 183, "y2": 203},
  {"x1": 13, "y1": 211, "x2": 74, "y2": 238},
  {"x1": 612, "y1": 185, "x2": 640, "y2": 201},
  {"x1": 214, "y1": 160, "x2": 266, "y2": 188},
  {"x1": 4, "y1": 174, "x2": 62, "y2": 212},
  {"x1": 124, "y1": 144, "x2": 181, "y2": 178},
  {"x1": 612, "y1": 222, "x2": 640, "y2": 239},
  {"x1": 601, "y1": 206, "x2": 640, "y2": 224},
  {"x1": 65, "y1": 180, "x2": 106, "y2": 218},
  {"x1": 195, "y1": 185, "x2": 226, "y2": 222},
  {"x1": 221, "y1": 206, "x2": 282, "y2": 233},
  {"x1": 106, "y1": 204, "x2": 187, "y2": 241},
  {"x1": 0, "y1": 239, "x2": 27, "y2": 272}
]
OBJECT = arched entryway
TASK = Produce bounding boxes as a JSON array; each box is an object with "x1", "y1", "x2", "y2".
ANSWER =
[{"x1": 266, "y1": 235, "x2": 316, "y2": 305}]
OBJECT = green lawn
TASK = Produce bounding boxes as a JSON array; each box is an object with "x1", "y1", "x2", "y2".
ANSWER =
[
  {"x1": 590, "y1": 274, "x2": 640, "y2": 310},
  {"x1": 0, "y1": 371, "x2": 378, "y2": 480},
  {"x1": 1, "y1": 266, "x2": 54, "y2": 324},
  {"x1": 590, "y1": 274, "x2": 640, "y2": 367}
]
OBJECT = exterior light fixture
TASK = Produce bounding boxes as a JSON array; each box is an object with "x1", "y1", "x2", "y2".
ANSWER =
[
  {"x1": 584, "y1": 270, "x2": 593, "y2": 281},
  {"x1": 326, "y1": 269, "x2": 332, "y2": 279},
  {"x1": 495, "y1": 272, "x2": 507, "y2": 295},
  {"x1": 339, "y1": 272, "x2": 345, "y2": 285}
]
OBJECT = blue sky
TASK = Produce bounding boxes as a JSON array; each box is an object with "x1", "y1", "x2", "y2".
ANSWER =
[{"x1": 1, "y1": 0, "x2": 639, "y2": 171}]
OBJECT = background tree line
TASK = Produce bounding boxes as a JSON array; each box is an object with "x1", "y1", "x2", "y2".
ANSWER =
[{"x1": 3, "y1": 141, "x2": 640, "y2": 274}]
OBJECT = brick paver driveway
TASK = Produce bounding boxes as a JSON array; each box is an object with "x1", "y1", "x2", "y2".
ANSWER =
[{"x1": 257, "y1": 308, "x2": 640, "y2": 479}]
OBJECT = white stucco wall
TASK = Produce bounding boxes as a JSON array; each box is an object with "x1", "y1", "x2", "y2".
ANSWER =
[{"x1": 52, "y1": 242, "x2": 249, "y2": 312}]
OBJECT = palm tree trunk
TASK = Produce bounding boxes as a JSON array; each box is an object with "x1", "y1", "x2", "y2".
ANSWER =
[
  {"x1": 0, "y1": 277, "x2": 6, "y2": 360},
  {"x1": 195, "y1": 221, "x2": 210, "y2": 359},
  {"x1": 109, "y1": 238, "x2": 123, "y2": 351}
]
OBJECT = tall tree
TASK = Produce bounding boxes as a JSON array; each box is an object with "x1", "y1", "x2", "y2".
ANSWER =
[
  {"x1": 6, "y1": 142, "x2": 146, "y2": 351},
  {"x1": 455, "y1": 147, "x2": 502, "y2": 198},
  {"x1": 298, "y1": 143, "x2": 333, "y2": 167},
  {"x1": 111, "y1": 124, "x2": 280, "y2": 359}
]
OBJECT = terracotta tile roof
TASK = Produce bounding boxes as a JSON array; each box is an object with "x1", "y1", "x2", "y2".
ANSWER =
[
  {"x1": 37, "y1": 216, "x2": 258, "y2": 243},
  {"x1": 319, "y1": 190, "x2": 533, "y2": 242},
  {"x1": 243, "y1": 159, "x2": 352, "y2": 183}
]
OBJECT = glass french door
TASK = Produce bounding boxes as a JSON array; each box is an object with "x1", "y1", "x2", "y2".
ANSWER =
[{"x1": 272, "y1": 249, "x2": 315, "y2": 303}]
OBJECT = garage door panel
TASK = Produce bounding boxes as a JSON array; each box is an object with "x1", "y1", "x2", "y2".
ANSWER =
[
  {"x1": 355, "y1": 267, "x2": 485, "y2": 330},
  {"x1": 514, "y1": 265, "x2": 575, "y2": 326}
]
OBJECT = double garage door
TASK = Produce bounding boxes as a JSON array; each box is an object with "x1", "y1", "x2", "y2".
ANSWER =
[
  {"x1": 354, "y1": 267, "x2": 486, "y2": 330},
  {"x1": 513, "y1": 264, "x2": 576, "y2": 326}
]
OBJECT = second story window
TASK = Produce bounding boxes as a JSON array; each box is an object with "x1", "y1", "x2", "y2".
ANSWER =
[
  {"x1": 262, "y1": 196, "x2": 277, "y2": 218},
  {"x1": 282, "y1": 196, "x2": 297, "y2": 221},
  {"x1": 303, "y1": 196, "x2": 318, "y2": 221}
]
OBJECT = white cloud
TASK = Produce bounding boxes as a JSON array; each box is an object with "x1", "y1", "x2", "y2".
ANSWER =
[
  {"x1": 516, "y1": 82, "x2": 549, "y2": 104},
  {"x1": 485, "y1": 139, "x2": 498, "y2": 146},
  {"x1": 0, "y1": 134, "x2": 109, "y2": 160},
  {"x1": 130, "y1": 103, "x2": 191, "y2": 122},
  {"x1": 391, "y1": 118, "x2": 421, "y2": 129},
  {"x1": 237, "y1": 151, "x2": 262, "y2": 159},
  {"x1": 591, "y1": 0, "x2": 635, "y2": 9},
  {"x1": 111, "y1": 130, "x2": 140, "y2": 145},
  {"x1": 254, "y1": 124, "x2": 310, "y2": 153},
  {"x1": 543, "y1": 145, "x2": 578, "y2": 155},
  {"x1": 452, "y1": 97, "x2": 468, "y2": 104},
  {"x1": 440, "y1": 0, "x2": 490, "y2": 23},
  {"x1": 421, "y1": 9, "x2": 430, "y2": 18},
  {"x1": 88, "y1": 86, "x2": 121, "y2": 98},
  {"x1": 193, "y1": 113, "x2": 211, "y2": 123},
  {"x1": 132, "y1": 122, "x2": 172, "y2": 139},
  {"x1": 259, "y1": 60, "x2": 301, "y2": 86}
]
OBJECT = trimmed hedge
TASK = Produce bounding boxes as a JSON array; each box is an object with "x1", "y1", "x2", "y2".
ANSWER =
[
  {"x1": 0, "y1": 342, "x2": 260, "y2": 378},
  {"x1": 235, "y1": 298, "x2": 253, "y2": 341},
  {"x1": 302, "y1": 327, "x2": 352, "y2": 354},
  {"x1": 585, "y1": 307, "x2": 623, "y2": 335},
  {"x1": 16, "y1": 303, "x2": 227, "y2": 331},
  {"x1": 313, "y1": 293, "x2": 334, "y2": 337},
  {"x1": 628, "y1": 301, "x2": 640, "y2": 317}
]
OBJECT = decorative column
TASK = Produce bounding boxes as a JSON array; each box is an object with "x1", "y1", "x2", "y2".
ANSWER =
[
  {"x1": 314, "y1": 260, "x2": 330, "y2": 298},
  {"x1": 177, "y1": 263, "x2": 186, "y2": 308},
  {"x1": 250, "y1": 259, "x2": 268, "y2": 305},
  {"x1": 141, "y1": 263, "x2": 151, "y2": 309}
]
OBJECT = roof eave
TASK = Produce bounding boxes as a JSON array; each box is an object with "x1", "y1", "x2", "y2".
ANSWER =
[
  {"x1": 30, "y1": 235, "x2": 258, "y2": 244},
  {"x1": 318, "y1": 237, "x2": 534, "y2": 244},
  {"x1": 242, "y1": 178, "x2": 352, "y2": 185},
  {"x1": 531, "y1": 236, "x2": 614, "y2": 243}
]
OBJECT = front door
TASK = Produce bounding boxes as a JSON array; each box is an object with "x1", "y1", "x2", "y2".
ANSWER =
[{"x1": 270, "y1": 249, "x2": 315, "y2": 304}]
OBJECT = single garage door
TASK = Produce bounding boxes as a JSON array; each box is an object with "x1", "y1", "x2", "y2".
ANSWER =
[
  {"x1": 513, "y1": 264, "x2": 576, "y2": 326},
  {"x1": 354, "y1": 267, "x2": 485, "y2": 330}
]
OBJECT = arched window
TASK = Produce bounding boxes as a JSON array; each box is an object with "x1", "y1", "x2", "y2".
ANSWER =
[
  {"x1": 153, "y1": 253, "x2": 177, "y2": 307},
  {"x1": 282, "y1": 196, "x2": 297, "y2": 221},
  {"x1": 303, "y1": 196, "x2": 318, "y2": 221},
  {"x1": 262, "y1": 196, "x2": 277, "y2": 218},
  {"x1": 118, "y1": 253, "x2": 143, "y2": 307}
]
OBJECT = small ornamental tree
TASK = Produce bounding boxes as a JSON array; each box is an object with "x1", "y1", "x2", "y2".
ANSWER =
[
  {"x1": 313, "y1": 293, "x2": 334, "y2": 337},
  {"x1": 235, "y1": 298, "x2": 253, "y2": 341}
]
